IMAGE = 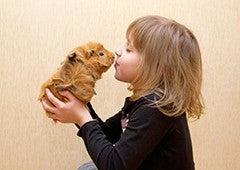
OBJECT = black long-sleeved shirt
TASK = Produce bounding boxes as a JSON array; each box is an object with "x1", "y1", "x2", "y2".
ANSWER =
[{"x1": 76, "y1": 93, "x2": 195, "y2": 170}]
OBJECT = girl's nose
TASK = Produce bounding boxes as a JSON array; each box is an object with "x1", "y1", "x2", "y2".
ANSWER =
[{"x1": 115, "y1": 48, "x2": 122, "y2": 57}]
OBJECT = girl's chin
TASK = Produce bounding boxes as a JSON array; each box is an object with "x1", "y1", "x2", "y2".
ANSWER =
[
  {"x1": 114, "y1": 73, "x2": 129, "y2": 83},
  {"x1": 114, "y1": 73, "x2": 122, "y2": 82},
  {"x1": 114, "y1": 73, "x2": 120, "y2": 81}
]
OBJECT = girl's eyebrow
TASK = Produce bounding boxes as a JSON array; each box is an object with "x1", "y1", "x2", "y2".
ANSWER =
[
  {"x1": 126, "y1": 40, "x2": 133, "y2": 48},
  {"x1": 126, "y1": 38, "x2": 132, "y2": 45},
  {"x1": 126, "y1": 39, "x2": 136, "y2": 50}
]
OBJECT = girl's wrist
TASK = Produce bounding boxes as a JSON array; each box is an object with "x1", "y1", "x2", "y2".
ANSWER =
[{"x1": 77, "y1": 112, "x2": 93, "y2": 127}]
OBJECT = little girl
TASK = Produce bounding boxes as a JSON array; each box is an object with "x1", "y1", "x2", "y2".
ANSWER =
[{"x1": 42, "y1": 15, "x2": 204, "y2": 170}]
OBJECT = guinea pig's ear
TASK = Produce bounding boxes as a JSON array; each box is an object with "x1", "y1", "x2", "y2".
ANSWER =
[
  {"x1": 86, "y1": 49, "x2": 95, "y2": 59},
  {"x1": 68, "y1": 53, "x2": 76, "y2": 61}
]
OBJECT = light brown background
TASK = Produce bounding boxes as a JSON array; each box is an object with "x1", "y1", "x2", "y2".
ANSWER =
[{"x1": 0, "y1": 0, "x2": 239, "y2": 169}]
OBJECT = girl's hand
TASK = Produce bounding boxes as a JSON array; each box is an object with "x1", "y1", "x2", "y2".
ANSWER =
[{"x1": 41, "y1": 88, "x2": 93, "y2": 126}]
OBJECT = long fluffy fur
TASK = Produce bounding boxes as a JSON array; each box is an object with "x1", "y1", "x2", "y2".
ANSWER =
[{"x1": 39, "y1": 42, "x2": 114, "y2": 118}]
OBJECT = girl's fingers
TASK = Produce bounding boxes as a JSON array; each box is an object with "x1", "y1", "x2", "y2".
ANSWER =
[
  {"x1": 42, "y1": 100, "x2": 57, "y2": 114},
  {"x1": 47, "y1": 112, "x2": 58, "y2": 120},
  {"x1": 59, "y1": 90, "x2": 76, "y2": 101},
  {"x1": 45, "y1": 88, "x2": 64, "y2": 107}
]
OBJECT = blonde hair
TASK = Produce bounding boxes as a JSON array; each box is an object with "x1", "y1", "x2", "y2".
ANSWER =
[{"x1": 126, "y1": 15, "x2": 204, "y2": 119}]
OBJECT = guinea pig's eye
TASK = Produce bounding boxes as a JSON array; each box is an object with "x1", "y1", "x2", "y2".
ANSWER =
[{"x1": 99, "y1": 52, "x2": 105, "y2": 56}]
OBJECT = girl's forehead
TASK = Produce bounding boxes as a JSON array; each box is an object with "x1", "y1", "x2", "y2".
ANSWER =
[
  {"x1": 126, "y1": 38, "x2": 130, "y2": 44},
  {"x1": 126, "y1": 33, "x2": 137, "y2": 49}
]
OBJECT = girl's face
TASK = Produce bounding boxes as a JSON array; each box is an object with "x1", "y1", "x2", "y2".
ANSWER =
[{"x1": 114, "y1": 40, "x2": 140, "y2": 83}]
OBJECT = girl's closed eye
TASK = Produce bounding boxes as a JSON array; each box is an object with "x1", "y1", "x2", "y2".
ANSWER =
[
  {"x1": 124, "y1": 42, "x2": 133, "y2": 53},
  {"x1": 126, "y1": 44, "x2": 133, "y2": 53},
  {"x1": 126, "y1": 48, "x2": 132, "y2": 53}
]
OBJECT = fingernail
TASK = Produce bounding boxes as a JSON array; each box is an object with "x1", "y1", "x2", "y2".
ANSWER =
[{"x1": 46, "y1": 88, "x2": 50, "y2": 93}]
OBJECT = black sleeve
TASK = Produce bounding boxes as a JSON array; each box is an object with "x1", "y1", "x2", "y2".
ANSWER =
[
  {"x1": 76, "y1": 103, "x2": 122, "y2": 144},
  {"x1": 78, "y1": 102, "x2": 173, "y2": 170}
]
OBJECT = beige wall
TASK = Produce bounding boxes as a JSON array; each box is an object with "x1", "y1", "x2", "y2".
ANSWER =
[{"x1": 0, "y1": 0, "x2": 239, "y2": 169}]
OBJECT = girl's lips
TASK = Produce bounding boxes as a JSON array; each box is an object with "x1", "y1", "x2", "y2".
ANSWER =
[{"x1": 114, "y1": 62, "x2": 120, "y2": 68}]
